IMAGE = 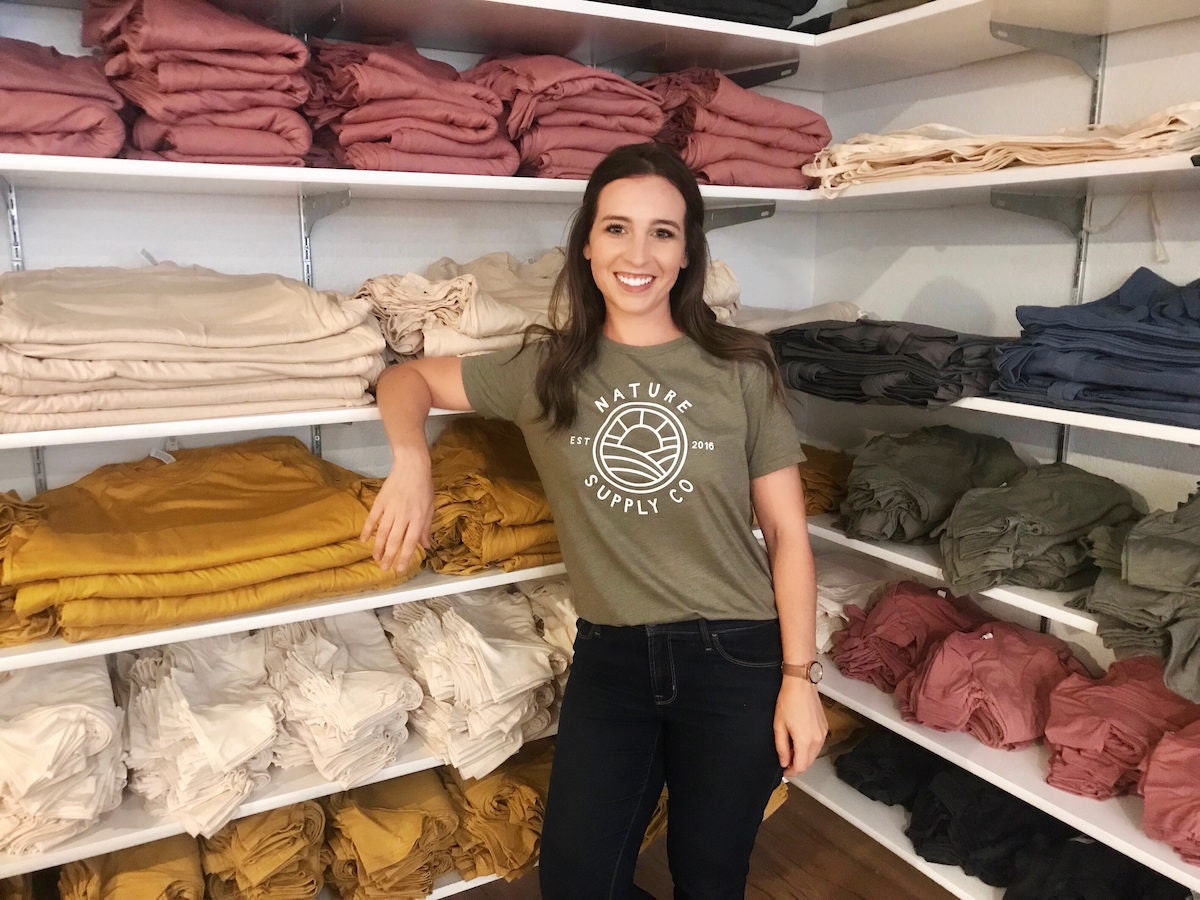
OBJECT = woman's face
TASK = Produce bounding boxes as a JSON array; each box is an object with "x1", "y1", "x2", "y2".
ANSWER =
[{"x1": 583, "y1": 174, "x2": 689, "y2": 332}]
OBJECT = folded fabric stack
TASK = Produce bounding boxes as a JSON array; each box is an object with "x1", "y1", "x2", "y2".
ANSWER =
[
  {"x1": 264, "y1": 611, "x2": 424, "y2": 788},
  {"x1": 732, "y1": 300, "x2": 866, "y2": 334},
  {"x1": 642, "y1": 67, "x2": 831, "y2": 188},
  {"x1": 516, "y1": 576, "x2": 577, "y2": 697},
  {"x1": 993, "y1": 267, "x2": 1200, "y2": 429},
  {"x1": 382, "y1": 590, "x2": 561, "y2": 779},
  {"x1": 463, "y1": 54, "x2": 664, "y2": 179},
  {"x1": 840, "y1": 425, "x2": 1027, "y2": 544},
  {"x1": 303, "y1": 37, "x2": 516, "y2": 175},
  {"x1": 82, "y1": 0, "x2": 312, "y2": 164},
  {"x1": 0, "y1": 263, "x2": 386, "y2": 433},
  {"x1": 1140, "y1": 718, "x2": 1200, "y2": 865},
  {"x1": 803, "y1": 101, "x2": 1200, "y2": 196},
  {"x1": 0, "y1": 491, "x2": 55, "y2": 646},
  {"x1": 797, "y1": 443, "x2": 854, "y2": 516},
  {"x1": 440, "y1": 737, "x2": 555, "y2": 882},
  {"x1": 2, "y1": 437, "x2": 417, "y2": 641},
  {"x1": 201, "y1": 801, "x2": 327, "y2": 900},
  {"x1": 0, "y1": 874, "x2": 31, "y2": 899},
  {"x1": 770, "y1": 318, "x2": 1008, "y2": 406},
  {"x1": 324, "y1": 769, "x2": 460, "y2": 900},
  {"x1": 116, "y1": 632, "x2": 280, "y2": 836},
  {"x1": 0, "y1": 657, "x2": 124, "y2": 854},
  {"x1": 811, "y1": 551, "x2": 897, "y2": 655},
  {"x1": 59, "y1": 833, "x2": 205, "y2": 900},
  {"x1": 937, "y1": 462, "x2": 1139, "y2": 594},
  {"x1": 1043, "y1": 656, "x2": 1200, "y2": 800},
  {"x1": 0, "y1": 36, "x2": 125, "y2": 158},
  {"x1": 428, "y1": 418, "x2": 560, "y2": 575}
]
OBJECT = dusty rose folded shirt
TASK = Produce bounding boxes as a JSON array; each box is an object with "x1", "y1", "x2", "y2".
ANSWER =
[
  {"x1": 0, "y1": 90, "x2": 126, "y2": 158},
  {"x1": 335, "y1": 52, "x2": 502, "y2": 114},
  {"x1": 518, "y1": 146, "x2": 611, "y2": 179},
  {"x1": 341, "y1": 143, "x2": 520, "y2": 176},
  {"x1": 333, "y1": 100, "x2": 500, "y2": 145},
  {"x1": 131, "y1": 107, "x2": 312, "y2": 158},
  {"x1": 696, "y1": 158, "x2": 817, "y2": 189},
  {"x1": 666, "y1": 105, "x2": 832, "y2": 155},
  {"x1": 0, "y1": 36, "x2": 124, "y2": 108},
  {"x1": 678, "y1": 131, "x2": 817, "y2": 170},
  {"x1": 517, "y1": 125, "x2": 650, "y2": 160},
  {"x1": 121, "y1": 61, "x2": 309, "y2": 94},
  {"x1": 113, "y1": 79, "x2": 310, "y2": 122}
]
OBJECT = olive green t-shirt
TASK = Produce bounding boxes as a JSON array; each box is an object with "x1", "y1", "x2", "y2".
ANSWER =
[{"x1": 462, "y1": 335, "x2": 805, "y2": 626}]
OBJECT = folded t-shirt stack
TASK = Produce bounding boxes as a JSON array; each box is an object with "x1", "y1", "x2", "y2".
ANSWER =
[
  {"x1": 116, "y1": 632, "x2": 279, "y2": 837},
  {"x1": 1043, "y1": 655, "x2": 1200, "y2": 800},
  {"x1": 82, "y1": 0, "x2": 312, "y2": 165},
  {"x1": 0, "y1": 262, "x2": 386, "y2": 433},
  {"x1": 381, "y1": 590, "x2": 561, "y2": 780},
  {"x1": 2, "y1": 436, "x2": 417, "y2": 642},
  {"x1": 1140, "y1": 718, "x2": 1200, "y2": 865},
  {"x1": 303, "y1": 37, "x2": 516, "y2": 175},
  {"x1": 0, "y1": 36, "x2": 126, "y2": 158},
  {"x1": 993, "y1": 267, "x2": 1200, "y2": 429},
  {"x1": 515, "y1": 575, "x2": 578, "y2": 697},
  {"x1": 59, "y1": 833, "x2": 205, "y2": 900},
  {"x1": 770, "y1": 318, "x2": 1009, "y2": 406},
  {"x1": 642, "y1": 67, "x2": 831, "y2": 189},
  {"x1": 811, "y1": 551, "x2": 894, "y2": 654},
  {"x1": 796, "y1": 443, "x2": 854, "y2": 516},
  {"x1": 840, "y1": 425, "x2": 1027, "y2": 544},
  {"x1": 0, "y1": 491, "x2": 54, "y2": 648},
  {"x1": 937, "y1": 461, "x2": 1139, "y2": 594},
  {"x1": 428, "y1": 418, "x2": 561, "y2": 575},
  {"x1": 264, "y1": 611, "x2": 424, "y2": 788},
  {"x1": 201, "y1": 801, "x2": 326, "y2": 900},
  {"x1": 0, "y1": 657, "x2": 125, "y2": 855},
  {"x1": 462, "y1": 54, "x2": 664, "y2": 179},
  {"x1": 803, "y1": 101, "x2": 1200, "y2": 196}
]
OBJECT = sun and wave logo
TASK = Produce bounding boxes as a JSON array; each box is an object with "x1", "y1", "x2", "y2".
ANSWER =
[{"x1": 592, "y1": 402, "x2": 688, "y2": 494}]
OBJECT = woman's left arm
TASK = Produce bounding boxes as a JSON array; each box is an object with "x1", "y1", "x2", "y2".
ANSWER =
[{"x1": 752, "y1": 464, "x2": 828, "y2": 777}]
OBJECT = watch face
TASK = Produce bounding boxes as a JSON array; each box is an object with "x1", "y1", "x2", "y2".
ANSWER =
[{"x1": 808, "y1": 660, "x2": 824, "y2": 684}]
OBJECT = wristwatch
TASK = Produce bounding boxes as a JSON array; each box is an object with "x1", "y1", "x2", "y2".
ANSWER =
[{"x1": 781, "y1": 660, "x2": 824, "y2": 684}]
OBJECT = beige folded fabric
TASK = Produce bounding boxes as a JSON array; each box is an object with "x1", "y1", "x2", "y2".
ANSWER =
[
  {"x1": 804, "y1": 101, "x2": 1200, "y2": 196},
  {"x1": 732, "y1": 300, "x2": 865, "y2": 333}
]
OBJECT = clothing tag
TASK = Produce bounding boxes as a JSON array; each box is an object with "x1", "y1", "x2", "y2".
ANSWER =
[
  {"x1": 150, "y1": 448, "x2": 176, "y2": 464},
  {"x1": 981, "y1": 631, "x2": 994, "y2": 640}
]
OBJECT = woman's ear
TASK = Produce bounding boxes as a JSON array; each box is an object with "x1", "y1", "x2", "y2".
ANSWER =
[{"x1": 583, "y1": 242, "x2": 591, "y2": 261}]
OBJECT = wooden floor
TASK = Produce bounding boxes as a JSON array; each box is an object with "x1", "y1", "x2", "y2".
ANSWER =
[{"x1": 471, "y1": 785, "x2": 957, "y2": 900}]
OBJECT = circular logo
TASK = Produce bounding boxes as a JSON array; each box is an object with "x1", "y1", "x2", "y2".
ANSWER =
[{"x1": 592, "y1": 402, "x2": 688, "y2": 494}]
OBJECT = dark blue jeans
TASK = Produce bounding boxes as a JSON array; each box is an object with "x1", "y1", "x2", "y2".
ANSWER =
[{"x1": 538, "y1": 617, "x2": 785, "y2": 900}]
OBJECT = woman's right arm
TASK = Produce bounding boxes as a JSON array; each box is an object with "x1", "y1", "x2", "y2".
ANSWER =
[{"x1": 360, "y1": 357, "x2": 472, "y2": 572}]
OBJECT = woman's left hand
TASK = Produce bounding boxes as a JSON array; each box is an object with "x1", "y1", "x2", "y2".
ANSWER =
[{"x1": 773, "y1": 677, "x2": 829, "y2": 776}]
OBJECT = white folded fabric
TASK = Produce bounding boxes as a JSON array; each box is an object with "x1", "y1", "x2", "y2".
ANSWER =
[{"x1": 813, "y1": 551, "x2": 896, "y2": 653}]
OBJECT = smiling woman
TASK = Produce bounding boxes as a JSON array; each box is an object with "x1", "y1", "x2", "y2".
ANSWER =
[{"x1": 363, "y1": 142, "x2": 827, "y2": 899}]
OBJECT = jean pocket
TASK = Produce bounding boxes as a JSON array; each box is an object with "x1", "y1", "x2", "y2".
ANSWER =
[
  {"x1": 711, "y1": 621, "x2": 783, "y2": 668},
  {"x1": 575, "y1": 618, "x2": 602, "y2": 642}
]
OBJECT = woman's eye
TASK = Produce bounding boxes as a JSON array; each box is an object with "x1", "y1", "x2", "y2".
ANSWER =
[
  {"x1": 605, "y1": 224, "x2": 625, "y2": 235},
  {"x1": 654, "y1": 229, "x2": 677, "y2": 239}
]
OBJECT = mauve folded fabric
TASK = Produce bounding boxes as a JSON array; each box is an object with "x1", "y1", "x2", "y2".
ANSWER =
[
  {"x1": 131, "y1": 107, "x2": 311, "y2": 158},
  {"x1": 0, "y1": 36, "x2": 124, "y2": 108},
  {"x1": 342, "y1": 143, "x2": 519, "y2": 175},
  {"x1": 0, "y1": 91, "x2": 126, "y2": 158}
]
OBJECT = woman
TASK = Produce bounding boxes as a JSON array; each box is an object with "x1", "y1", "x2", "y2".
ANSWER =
[{"x1": 361, "y1": 142, "x2": 827, "y2": 898}]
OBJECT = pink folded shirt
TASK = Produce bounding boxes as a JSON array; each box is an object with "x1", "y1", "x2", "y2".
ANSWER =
[
  {"x1": 131, "y1": 107, "x2": 312, "y2": 158},
  {"x1": 0, "y1": 90, "x2": 126, "y2": 158},
  {"x1": 0, "y1": 36, "x2": 123, "y2": 109},
  {"x1": 341, "y1": 143, "x2": 519, "y2": 176},
  {"x1": 1139, "y1": 718, "x2": 1200, "y2": 864}
]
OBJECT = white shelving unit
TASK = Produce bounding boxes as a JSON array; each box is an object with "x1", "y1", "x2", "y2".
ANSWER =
[{"x1": 817, "y1": 659, "x2": 1200, "y2": 893}]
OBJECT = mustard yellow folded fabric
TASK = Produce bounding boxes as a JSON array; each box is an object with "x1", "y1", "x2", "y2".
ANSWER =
[
  {"x1": 797, "y1": 443, "x2": 853, "y2": 516},
  {"x1": 58, "y1": 833, "x2": 204, "y2": 900},
  {"x1": 0, "y1": 587, "x2": 56, "y2": 646},
  {"x1": 206, "y1": 856, "x2": 324, "y2": 900},
  {"x1": 0, "y1": 873, "x2": 31, "y2": 900},
  {"x1": 4, "y1": 436, "x2": 378, "y2": 587},
  {"x1": 202, "y1": 802, "x2": 325, "y2": 900}
]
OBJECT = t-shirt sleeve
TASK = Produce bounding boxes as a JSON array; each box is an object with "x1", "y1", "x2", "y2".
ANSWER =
[
  {"x1": 741, "y1": 360, "x2": 806, "y2": 479},
  {"x1": 461, "y1": 343, "x2": 542, "y2": 422}
]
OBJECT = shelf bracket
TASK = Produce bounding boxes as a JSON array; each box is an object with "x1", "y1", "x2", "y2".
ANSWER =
[
  {"x1": 724, "y1": 57, "x2": 801, "y2": 89},
  {"x1": 2, "y1": 176, "x2": 24, "y2": 272},
  {"x1": 989, "y1": 21, "x2": 1102, "y2": 81},
  {"x1": 704, "y1": 202, "x2": 776, "y2": 233},
  {"x1": 989, "y1": 189, "x2": 1085, "y2": 236},
  {"x1": 31, "y1": 446, "x2": 47, "y2": 494},
  {"x1": 298, "y1": 187, "x2": 350, "y2": 287},
  {"x1": 310, "y1": 424, "x2": 323, "y2": 458}
]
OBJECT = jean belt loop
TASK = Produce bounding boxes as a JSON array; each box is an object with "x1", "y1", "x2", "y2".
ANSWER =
[{"x1": 697, "y1": 618, "x2": 714, "y2": 651}]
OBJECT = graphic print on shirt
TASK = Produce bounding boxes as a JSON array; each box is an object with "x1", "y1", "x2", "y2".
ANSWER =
[{"x1": 577, "y1": 382, "x2": 705, "y2": 515}]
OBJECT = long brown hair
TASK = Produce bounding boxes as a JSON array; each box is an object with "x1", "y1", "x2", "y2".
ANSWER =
[{"x1": 528, "y1": 142, "x2": 783, "y2": 430}]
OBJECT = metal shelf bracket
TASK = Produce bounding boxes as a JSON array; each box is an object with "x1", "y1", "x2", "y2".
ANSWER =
[
  {"x1": 990, "y1": 190, "x2": 1085, "y2": 236},
  {"x1": 310, "y1": 424, "x2": 323, "y2": 458},
  {"x1": 704, "y1": 202, "x2": 776, "y2": 233},
  {"x1": 725, "y1": 57, "x2": 801, "y2": 89},
  {"x1": 2, "y1": 176, "x2": 23, "y2": 272},
  {"x1": 31, "y1": 446, "x2": 47, "y2": 494},
  {"x1": 990, "y1": 21, "x2": 1102, "y2": 81},
  {"x1": 298, "y1": 187, "x2": 350, "y2": 287}
]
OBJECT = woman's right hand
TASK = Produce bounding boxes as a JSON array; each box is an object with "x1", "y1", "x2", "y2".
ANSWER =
[{"x1": 361, "y1": 446, "x2": 435, "y2": 572}]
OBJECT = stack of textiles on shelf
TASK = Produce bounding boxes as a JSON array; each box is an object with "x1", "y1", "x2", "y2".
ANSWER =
[
  {"x1": 1043, "y1": 655, "x2": 1200, "y2": 800},
  {"x1": 358, "y1": 248, "x2": 744, "y2": 359},
  {"x1": 1071, "y1": 492, "x2": 1200, "y2": 701},
  {"x1": 82, "y1": 0, "x2": 312, "y2": 165},
  {"x1": 1142, "y1": 718, "x2": 1200, "y2": 865},
  {"x1": 428, "y1": 418, "x2": 561, "y2": 574},
  {"x1": 0, "y1": 263, "x2": 386, "y2": 432},
  {"x1": 0, "y1": 657, "x2": 125, "y2": 854},
  {"x1": 0, "y1": 436, "x2": 417, "y2": 642},
  {"x1": 937, "y1": 461, "x2": 1139, "y2": 594},
  {"x1": 381, "y1": 587, "x2": 567, "y2": 779},
  {"x1": 0, "y1": 492, "x2": 54, "y2": 648},
  {"x1": 769, "y1": 318, "x2": 1009, "y2": 405},
  {"x1": 833, "y1": 727, "x2": 1190, "y2": 896},
  {"x1": 839, "y1": 425, "x2": 1027, "y2": 543},
  {"x1": 201, "y1": 801, "x2": 326, "y2": 899},
  {"x1": 115, "y1": 632, "x2": 280, "y2": 837},
  {"x1": 642, "y1": 67, "x2": 831, "y2": 188},
  {"x1": 0, "y1": 874, "x2": 30, "y2": 899},
  {"x1": 302, "y1": 38, "x2": 516, "y2": 175},
  {"x1": 792, "y1": 0, "x2": 934, "y2": 34},
  {"x1": 803, "y1": 100, "x2": 1200, "y2": 196},
  {"x1": 263, "y1": 611, "x2": 425, "y2": 788},
  {"x1": 993, "y1": 267, "x2": 1200, "y2": 429},
  {"x1": 59, "y1": 833, "x2": 205, "y2": 900},
  {"x1": 811, "y1": 550, "x2": 894, "y2": 655},
  {"x1": 731, "y1": 299, "x2": 866, "y2": 334},
  {"x1": 796, "y1": 442, "x2": 853, "y2": 515},
  {"x1": 0, "y1": 36, "x2": 125, "y2": 158},
  {"x1": 462, "y1": 55, "x2": 665, "y2": 179},
  {"x1": 596, "y1": 0, "x2": 817, "y2": 29},
  {"x1": 516, "y1": 575, "x2": 578, "y2": 698},
  {"x1": 830, "y1": 579, "x2": 989, "y2": 693}
]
